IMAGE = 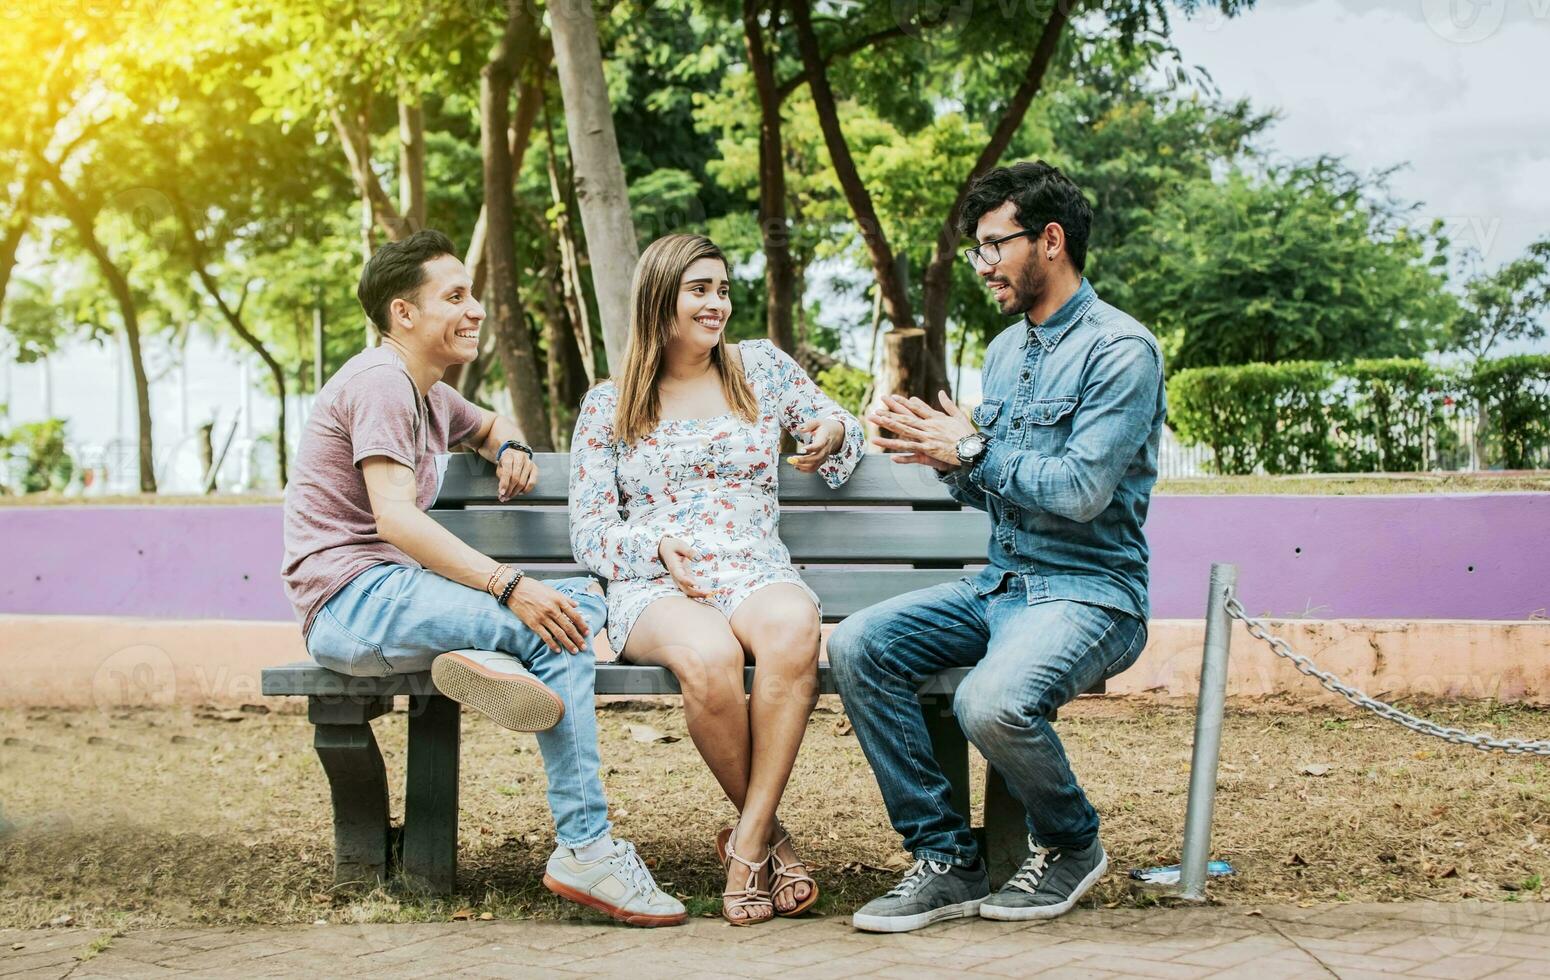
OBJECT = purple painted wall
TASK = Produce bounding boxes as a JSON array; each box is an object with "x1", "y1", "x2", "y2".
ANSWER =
[{"x1": 3, "y1": 495, "x2": 1547, "y2": 622}]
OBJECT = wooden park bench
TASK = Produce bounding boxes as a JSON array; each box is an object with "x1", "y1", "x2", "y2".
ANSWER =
[{"x1": 261, "y1": 452, "x2": 1104, "y2": 894}]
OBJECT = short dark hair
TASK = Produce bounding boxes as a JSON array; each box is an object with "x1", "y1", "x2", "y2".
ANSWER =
[
  {"x1": 356, "y1": 229, "x2": 458, "y2": 334},
  {"x1": 957, "y1": 161, "x2": 1093, "y2": 273}
]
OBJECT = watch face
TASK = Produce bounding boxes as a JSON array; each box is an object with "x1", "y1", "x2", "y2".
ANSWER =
[{"x1": 957, "y1": 433, "x2": 985, "y2": 462}]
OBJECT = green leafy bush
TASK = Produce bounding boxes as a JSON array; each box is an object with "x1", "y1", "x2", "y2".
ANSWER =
[
  {"x1": 1168, "y1": 362, "x2": 1334, "y2": 475},
  {"x1": 0, "y1": 417, "x2": 76, "y2": 494},
  {"x1": 1465, "y1": 355, "x2": 1550, "y2": 469},
  {"x1": 1171, "y1": 356, "x2": 1550, "y2": 474}
]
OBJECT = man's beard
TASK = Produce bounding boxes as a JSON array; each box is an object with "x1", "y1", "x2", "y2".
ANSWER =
[{"x1": 992, "y1": 259, "x2": 1043, "y2": 317}]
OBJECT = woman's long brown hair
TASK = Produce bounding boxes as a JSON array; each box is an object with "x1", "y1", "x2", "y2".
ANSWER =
[{"x1": 612, "y1": 234, "x2": 759, "y2": 444}]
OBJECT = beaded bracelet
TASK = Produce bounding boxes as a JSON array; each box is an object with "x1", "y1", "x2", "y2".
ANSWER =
[{"x1": 497, "y1": 568, "x2": 525, "y2": 606}]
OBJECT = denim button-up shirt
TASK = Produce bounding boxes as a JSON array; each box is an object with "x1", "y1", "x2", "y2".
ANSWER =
[{"x1": 942, "y1": 278, "x2": 1166, "y2": 621}]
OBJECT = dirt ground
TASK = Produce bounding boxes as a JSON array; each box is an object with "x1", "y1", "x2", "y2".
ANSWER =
[{"x1": 2, "y1": 696, "x2": 1547, "y2": 930}]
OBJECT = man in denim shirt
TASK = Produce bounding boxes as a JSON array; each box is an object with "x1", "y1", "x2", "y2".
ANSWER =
[{"x1": 830, "y1": 162, "x2": 1166, "y2": 932}]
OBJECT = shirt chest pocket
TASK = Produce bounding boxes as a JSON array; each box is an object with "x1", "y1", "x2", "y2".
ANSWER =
[
  {"x1": 972, "y1": 398, "x2": 1005, "y2": 441},
  {"x1": 1011, "y1": 395, "x2": 1078, "y2": 453}
]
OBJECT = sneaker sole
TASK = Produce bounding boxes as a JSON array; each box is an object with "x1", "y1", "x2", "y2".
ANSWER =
[
  {"x1": 852, "y1": 897, "x2": 984, "y2": 934},
  {"x1": 980, "y1": 850, "x2": 1108, "y2": 921},
  {"x1": 431, "y1": 652, "x2": 565, "y2": 733},
  {"x1": 542, "y1": 873, "x2": 687, "y2": 928}
]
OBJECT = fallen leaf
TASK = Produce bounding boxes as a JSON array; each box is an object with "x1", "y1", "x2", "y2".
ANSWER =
[
  {"x1": 451, "y1": 908, "x2": 476, "y2": 921},
  {"x1": 626, "y1": 724, "x2": 679, "y2": 744},
  {"x1": 10, "y1": 943, "x2": 24, "y2": 951},
  {"x1": 47, "y1": 915, "x2": 75, "y2": 927},
  {"x1": 479, "y1": 911, "x2": 494, "y2": 920},
  {"x1": 1245, "y1": 909, "x2": 1263, "y2": 917},
  {"x1": 1501, "y1": 882, "x2": 1521, "y2": 892},
  {"x1": 1283, "y1": 854, "x2": 1308, "y2": 868},
  {"x1": 311, "y1": 893, "x2": 332, "y2": 905},
  {"x1": 239, "y1": 704, "x2": 270, "y2": 715},
  {"x1": 833, "y1": 717, "x2": 853, "y2": 736},
  {"x1": 1378, "y1": 853, "x2": 1397, "y2": 863},
  {"x1": 1436, "y1": 867, "x2": 1459, "y2": 880},
  {"x1": 1300, "y1": 763, "x2": 1331, "y2": 777}
]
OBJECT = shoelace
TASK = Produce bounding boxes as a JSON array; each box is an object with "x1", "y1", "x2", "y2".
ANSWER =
[
  {"x1": 885, "y1": 858, "x2": 953, "y2": 898},
  {"x1": 614, "y1": 841, "x2": 658, "y2": 896},
  {"x1": 1006, "y1": 841, "x2": 1060, "y2": 895}
]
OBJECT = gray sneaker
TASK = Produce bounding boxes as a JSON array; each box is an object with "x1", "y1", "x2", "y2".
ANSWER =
[
  {"x1": 543, "y1": 840, "x2": 687, "y2": 927},
  {"x1": 852, "y1": 858, "x2": 989, "y2": 933},
  {"x1": 979, "y1": 837, "x2": 1108, "y2": 921}
]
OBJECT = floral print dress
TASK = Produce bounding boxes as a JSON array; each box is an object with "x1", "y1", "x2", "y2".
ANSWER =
[{"x1": 569, "y1": 340, "x2": 865, "y2": 654}]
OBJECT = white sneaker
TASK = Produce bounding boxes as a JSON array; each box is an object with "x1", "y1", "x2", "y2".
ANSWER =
[
  {"x1": 431, "y1": 650, "x2": 565, "y2": 732},
  {"x1": 543, "y1": 840, "x2": 687, "y2": 927}
]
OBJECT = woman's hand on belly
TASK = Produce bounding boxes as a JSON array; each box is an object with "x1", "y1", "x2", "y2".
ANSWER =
[{"x1": 658, "y1": 536, "x2": 711, "y2": 599}]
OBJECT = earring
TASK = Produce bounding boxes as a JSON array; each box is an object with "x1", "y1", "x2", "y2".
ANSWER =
[{"x1": 1047, "y1": 251, "x2": 1055, "y2": 260}]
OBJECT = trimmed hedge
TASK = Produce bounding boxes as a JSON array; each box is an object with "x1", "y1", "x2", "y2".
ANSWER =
[{"x1": 1169, "y1": 356, "x2": 1550, "y2": 475}]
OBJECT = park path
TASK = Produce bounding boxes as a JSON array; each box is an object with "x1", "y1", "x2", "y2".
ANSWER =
[{"x1": 3, "y1": 900, "x2": 1548, "y2": 979}]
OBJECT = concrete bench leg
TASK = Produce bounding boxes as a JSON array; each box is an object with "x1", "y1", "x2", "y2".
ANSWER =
[
  {"x1": 401, "y1": 694, "x2": 461, "y2": 895},
  {"x1": 984, "y1": 765, "x2": 1027, "y2": 886},
  {"x1": 309, "y1": 696, "x2": 392, "y2": 888},
  {"x1": 921, "y1": 693, "x2": 971, "y2": 829}
]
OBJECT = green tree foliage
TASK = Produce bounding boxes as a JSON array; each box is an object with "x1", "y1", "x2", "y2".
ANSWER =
[
  {"x1": 1447, "y1": 237, "x2": 1550, "y2": 360},
  {"x1": 1131, "y1": 160, "x2": 1457, "y2": 371}
]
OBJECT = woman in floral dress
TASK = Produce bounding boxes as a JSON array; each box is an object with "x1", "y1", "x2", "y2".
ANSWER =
[{"x1": 569, "y1": 234, "x2": 864, "y2": 925}]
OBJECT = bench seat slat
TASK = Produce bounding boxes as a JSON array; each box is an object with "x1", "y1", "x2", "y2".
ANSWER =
[{"x1": 261, "y1": 660, "x2": 972, "y2": 698}]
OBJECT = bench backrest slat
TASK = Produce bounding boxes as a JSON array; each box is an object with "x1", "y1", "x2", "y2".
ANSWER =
[{"x1": 436, "y1": 452, "x2": 957, "y2": 506}]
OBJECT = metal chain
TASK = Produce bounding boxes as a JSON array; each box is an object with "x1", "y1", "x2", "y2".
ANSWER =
[{"x1": 1223, "y1": 589, "x2": 1550, "y2": 756}]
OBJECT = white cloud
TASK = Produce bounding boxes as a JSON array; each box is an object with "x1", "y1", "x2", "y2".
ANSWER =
[{"x1": 1173, "y1": 0, "x2": 1550, "y2": 269}]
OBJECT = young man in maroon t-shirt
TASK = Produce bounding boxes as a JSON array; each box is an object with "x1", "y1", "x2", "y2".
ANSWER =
[{"x1": 282, "y1": 230, "x2": 683, "y2": 927}]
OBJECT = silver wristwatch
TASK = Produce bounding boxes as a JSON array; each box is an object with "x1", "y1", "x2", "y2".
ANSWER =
[{"x1": 956, "y1": 431, "x2": 990, "y2": 467}]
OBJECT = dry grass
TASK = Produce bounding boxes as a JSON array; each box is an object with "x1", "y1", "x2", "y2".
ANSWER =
[{"x1": 2, "y1": 697, "x2": 1547, "y2": 930}]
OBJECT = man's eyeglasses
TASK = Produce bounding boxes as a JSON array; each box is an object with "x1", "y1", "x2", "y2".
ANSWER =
[{"x1": 962, "y1": 229, "x2": 1034, "y2": 268}]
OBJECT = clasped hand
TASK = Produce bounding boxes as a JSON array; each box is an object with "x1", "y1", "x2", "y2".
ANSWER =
[{"x1": 867, "y1": 392, "x2": 976, "y2": 472}]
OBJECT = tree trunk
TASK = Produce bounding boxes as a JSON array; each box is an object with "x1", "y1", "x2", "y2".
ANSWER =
[
  {"x1": 548, "y1": 0, "x2": 638, "y2": 372},
  {"x1": 397, "y1": 97, "x2": 427, "y2": 232},
  {"x1": 918, "y1": 0, "x2": 1076, "y2": 392},
  {"x1": 0, "y1": 180, "x2": 37, "y2": 322},
  {"x1": 169, "y1": 193, "x2": 292, "y2": 486},
  {"x1": 790, "y1": 0, "x2": 915, "y2": 346},
  {"x1": 47, "y1": 175, "x2": 156, "y2": 492},
  {"x1": 482, "y1": 0, "x2": 552, "y2": 449},
  {"x1": 879, "y1": 328, "x2": 929, "y2": 420},
  {"x1": 544, "y1": 103, "x2": 597, "y2": 387},
  {"x1": 332, "y1": 104, "x2": 413, "y2": 246},
  {"x1": 449, "y1": 52, "x2": 544, "y2": 395},
  {"x1": 743, "y1": 0, "x2": 796, "y2": 352}
]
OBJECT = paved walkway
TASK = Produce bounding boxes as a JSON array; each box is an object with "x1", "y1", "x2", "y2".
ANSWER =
[{"x1": 4, "y1": 901, "x2": 1548, "y2": 979}]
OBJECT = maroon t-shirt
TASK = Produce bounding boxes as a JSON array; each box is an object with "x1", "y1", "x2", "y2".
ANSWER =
[{"x1": 281, "y1": 346, "x2": 485, "y2": 636}]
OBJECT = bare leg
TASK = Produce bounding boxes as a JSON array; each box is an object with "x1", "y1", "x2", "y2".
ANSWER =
[
  {"x1": 623, "y1": 597, "x2": 766, "y2": 920},
  {"x1": 623, "y1": 596, "x2": 751, "y2": 808},
  {"x1": 730, "y1": 583, "x2": 821, "y2": 912}
]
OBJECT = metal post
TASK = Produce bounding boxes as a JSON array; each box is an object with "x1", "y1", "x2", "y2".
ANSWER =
[{"x1": 1178, "y1": 562, "x2": 1236, "y2": 901}]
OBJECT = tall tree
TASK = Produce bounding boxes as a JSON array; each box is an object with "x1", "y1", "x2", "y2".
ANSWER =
[
  {"x1": 549, "y1": 0, "x2": 639, "y2": 370},
  {"x1": 1447, "y1": 238, "x2": 1550, "y2": 361},
  {"x1": 481, "y1": 0, "x2": 552, "y2": 447}
]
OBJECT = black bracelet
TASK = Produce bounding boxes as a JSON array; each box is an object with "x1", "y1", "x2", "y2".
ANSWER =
[
  {"x1": 498, "y1": 439, "x2": 533, "y2": 462},
  {"x1": 497, "y1": 568, "x2": 524, "y2": 606}
]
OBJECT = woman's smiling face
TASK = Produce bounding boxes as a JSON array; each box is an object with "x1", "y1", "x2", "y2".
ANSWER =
[{"x1": 672, "y1": 256, "x2": 731, "y2": 353}]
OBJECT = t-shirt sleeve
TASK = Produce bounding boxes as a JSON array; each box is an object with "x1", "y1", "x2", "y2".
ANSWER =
[
  {"x1": 436, "y1": 383, "x2": 487, "y2": 448},
  {"x1": 337, "y1": 364, "x2": 422, "y2": 469}
]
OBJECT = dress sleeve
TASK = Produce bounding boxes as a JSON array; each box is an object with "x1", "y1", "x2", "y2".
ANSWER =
[
  {"x1": 748, "y1": 340, "x2": 866, "y2": 489},
  {"x1": 568, "y1": 385, "x2": 669, "y2": 581}
]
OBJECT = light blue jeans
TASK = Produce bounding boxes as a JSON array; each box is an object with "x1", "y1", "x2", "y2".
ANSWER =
[
  {"x1": 828, "y1": 574, "x2": 1146, "y2": 867},
  {"x1": 307, "y1": 563, "x2": 612, "y2": 849}
]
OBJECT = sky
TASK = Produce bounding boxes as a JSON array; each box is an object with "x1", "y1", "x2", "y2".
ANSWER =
[{"x1": 1171, "y1": 0, "x2": 1550, "y2": 270}]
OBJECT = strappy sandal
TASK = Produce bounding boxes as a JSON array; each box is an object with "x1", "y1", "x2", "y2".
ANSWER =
[
  {"x1": 769, "y1": 831, "x2": 820, "y2": 917},
  {"x1": 719, "y1": 827, "x2": 773, "y2": 927}
]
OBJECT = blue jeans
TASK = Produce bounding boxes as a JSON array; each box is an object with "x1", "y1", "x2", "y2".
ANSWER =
[
  {"x1": 307, "y1": 563, "x2": 612, "y2": 849},
  {"x1": 828, "y1": 575, "x2": 1146, "y2": 867}
]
